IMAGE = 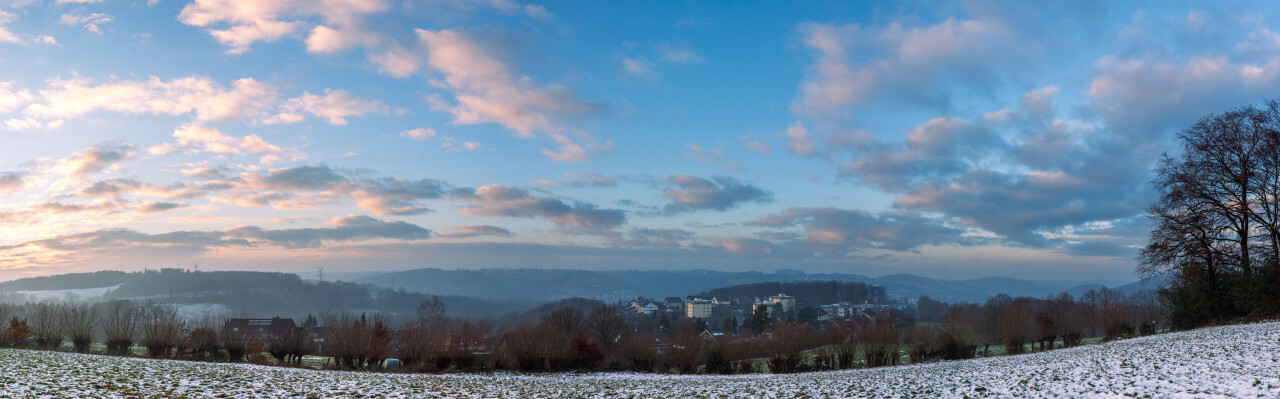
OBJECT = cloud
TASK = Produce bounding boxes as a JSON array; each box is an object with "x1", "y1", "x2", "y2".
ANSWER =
[
  {"x1": 438, "y1": 136, "x2": 486, "y2": 152},
  {"x1": 137, "y1": 202, "x2": 186, "y2": 214},
  {"x1": 749, "y1": 207, "x2": 967, "y2": 253},
  {"x1": 150, "y1": 123, "x2": 283, "y2": 156},
  {"x1": 400, "y1": 128, "x2": 436, "y2": 140},
  {"x1": 719, "y1": 237, "x2": 781, "y2": 256},
  {"x1": 267, "y1": 89, "x2": 388, "y2": 125},
  {"x1": 201, "y1": 164, "x2": 451, "y2": 215},
  {"x1": 792, "y1": 18, "x2": 1019, "y2": 118},
  {"x1": 615, "y1": 227, "x2": 694, "y2": 248},
  {"x1": 784, "y1": 122, "x2": 818, "y2": 157},
  {"x1": 0, "y1": 171, "x2": 25, "y2": 194},
  {"x1": 0, "y1": 215, "x2": 430, "y2": 265},
  {"x1": 30, "y1": 199, "x2": 130, "y2": 215},
  {"x1": 656, "y1": 44, "x2": 704, "y2": 63},
  {"x1": 418, "y1": 28, "x2": 610, "y2": 161},
  {"x1": 0, "y1": 10, "x2": 23, "y2": 44},
  {"x1": 437, "y1": 224, "x2": 513, "y2": 239},
  {"x1": 349, "y1": 176, "x2": 449, "y2": 215},
  {"x1": 21, "y1": 76, "x2": 279, "y2": 125},
  {"x1": 533, "y1": 172, "x2": 617, "y2": 188},
  {"x1": 178, "y1": 0, "x2": 389, "y2": 55},
  {"x1": 0, "y1": 81, "x2": 34, "y2": 113},
  {"x1": 53, "y1": 143, "x2": 134, "y2": 181},
  {"x1": 620, "y1": 57, "x2": 657, "y2": 80},
  {"x1": 745, "y1": 141, "x2": 772, "y2": 155},
  {"x1": 59, "y1": 11, "x2": 111, "y2": 33},
  {"x1": 460, "y1": 184, "x2": 626, "y2": 232},
  {"x1": 661, "y1": 174, "x2": 771, "y2": 213},
  {"x1": 685, "y1": 144, "x2": 742, "y2": 172},
  {"x1": 227, "y1": 215, "x2": 431, "y2": 249},
  {"x1": 838, "y1": 117, "x2": 1000, "y2": 191},
  {"x1": 10, "y1": 75, "x2": 388, "y2": 129}
]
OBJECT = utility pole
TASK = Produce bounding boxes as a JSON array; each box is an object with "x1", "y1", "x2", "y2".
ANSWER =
[{"x1": 316, "y1": 267, "x2": 324, "y2": 283}]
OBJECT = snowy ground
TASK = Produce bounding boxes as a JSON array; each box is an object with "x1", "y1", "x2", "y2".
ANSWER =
[
  {"x1": 11, "y1": 284, "x2": 121, "y2": 302},
  {"x1": 1, "y1": 322, "x2": 1278, "y2": 398}
]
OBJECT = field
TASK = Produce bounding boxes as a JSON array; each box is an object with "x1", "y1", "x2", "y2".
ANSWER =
[{"x1": 1, "y1": 322, "x2": 1278, "y2": 398}]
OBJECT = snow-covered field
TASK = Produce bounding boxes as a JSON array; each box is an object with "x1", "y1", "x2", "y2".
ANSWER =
[
  {"x1": 11, "y1": 284, "x2": 121, "y2": 301},
  {"x1": 1, "y1": 322, "x2": 1278, "y2": 398}
]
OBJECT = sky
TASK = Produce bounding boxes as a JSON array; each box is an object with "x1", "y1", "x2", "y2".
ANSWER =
[{"x1": 1, "y1": 0, "x2": 1278, "y2": 283}]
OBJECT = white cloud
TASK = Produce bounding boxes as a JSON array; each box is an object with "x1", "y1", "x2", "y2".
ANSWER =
[
  {"x1": 23, "y1": 76, "x2": 279, "y2": 124},
  {"x1": 621, "y1": 57, "x2": 656, "y2": 80},
  {"x1": 305, "y1": 24, "x2": 379, "y2": 54},
  {"x1": 0, "y1": 9, "x2": 23, "y2": 44},
  {"x1": 523, "y1": 4, "x2": 553, "y2": 20},
  {"x1": 152, "y1": 123, "x2": 283, "y2": 155},
  {"x1": 793, "y1": 18, "x2": 1018, "y2": 118},
  {"x1": 178, "y1": 0, "x2": 389, "y2": 55},
  {"x1": 59, "y1": 12, "x2": 112, "y2": 34},
  {"x1": 0, "y1": 81, "x2": 34, "y2": 113},
  {"x1": 400, "y1": 128, "x2": 436, "y2": 140},
  {"x1": 656, "y1": 44, "x2": 704, "y2": 63},
  {"x1": 267, "y1": 89, "x2": 387, "y2": 125},
  {"x1": 418, "y1": 28, "x2": 609, "y2": 161},
  {"x1": 12, "y1": 76, "x2": 386, "y2": 128}
]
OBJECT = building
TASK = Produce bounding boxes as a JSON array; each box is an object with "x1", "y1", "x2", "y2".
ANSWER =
[
  {"x1": 663, "y1": 297, "x2": 684, "y2": 312},
  {"x1": 685, "y1": 299, "x2": 712, "y2": 319},
  {"x1": 629, "y1": 297, "x2": 658, "y2": 314},
  {"x1": 766, "y1": 294, "x2": 796, "y2": 313},
  {"x1": 752, "y1": 300, "x2": 781, "y2": 318}
]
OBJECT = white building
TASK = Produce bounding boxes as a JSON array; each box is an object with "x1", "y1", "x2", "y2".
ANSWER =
[
  {"x1": 685, "y1": 300, "x2": 712, "y2": 319},
  {"x1": 767, "y1": 294, "x2": 796, "y2": 313}
]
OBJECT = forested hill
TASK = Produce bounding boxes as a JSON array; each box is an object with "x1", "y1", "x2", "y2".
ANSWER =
[
  {"x1": 356, "y1": 268, "x2": 1119, "y2": 303},
  {"x1": 0, "y1": 270, "x2": 132, "y2": 291},
  {"x1": 695, "y1": 281, "x2": 889, "y2": 306},
  {"x1": 0, "y1": 269, "x2": 542, "y2": 319}
]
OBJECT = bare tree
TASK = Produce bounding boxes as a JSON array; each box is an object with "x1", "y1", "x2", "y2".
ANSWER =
[
  {"x1": 27, "y1": 301, "x2": 63, "y2": 350},
  {"x1": 221, "y1": 318, "x2": 251, "y2": 362},
  {"x1": 587, "y1": 305, "x2": 625, "y2": 353},
  {"x1": 394, "y1": 319, "x2": 442, "y2": 371},
  {"x1": 139, "y1": 303, "x2": 185, "y2": 358},
  {"x1": 620, "y1": 332, "x2": 657, "y2": 372},
  {"x1": 59, "y1": 301, "x2": 97, "y2": 352},
  {"x1": 268, "y1": 326, "x2": 313, "y2": 366},
  {"x1": 98, "y1": 300, "x2": 139, "y2": 355},
  {"x1": 324, "y1": 312, "x2": 371, "y2": 369},
  {"x1": 0, "y1": 302, "x2": 15, "y2": 325}
]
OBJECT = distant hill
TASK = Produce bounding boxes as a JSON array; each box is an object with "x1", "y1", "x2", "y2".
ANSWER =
[
  {"x1": 355, "y1": 267, "x2": 1142, "y2": 304},
  {"x1": 695, "y1": 281, "x2": 889, "y2": 306},
  {"x1": 0, "y1": 270, "x2": 132, "y2": 291},
  {"x1": 0, "y1": 269, "x2": 541, "y2": 320}
]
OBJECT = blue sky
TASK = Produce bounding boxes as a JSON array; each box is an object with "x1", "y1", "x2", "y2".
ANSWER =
[{"x1": 0, "y1": 0, "x2": 1277, "y2": 282}]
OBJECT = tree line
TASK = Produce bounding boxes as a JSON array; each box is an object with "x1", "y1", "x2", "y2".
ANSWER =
[{"x1": 0, "y1": 285, "x2": 1164, "y2": 374}]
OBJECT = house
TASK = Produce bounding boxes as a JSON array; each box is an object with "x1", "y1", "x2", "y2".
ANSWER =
[
  {"x1": 224, "y1": 317, "x2": 297, "y2": 340},
  {"x1": 663, "y1": 297, "x2": 684, "y2": 312},
  {"x1": 699, "y1": 330, "x2": 727, "y2": 341},
  {"x1": 685, "y1": 299, "x2": 712, "y2": 319},
  {"x1": 629, "y1": 297, "x2": 658, "y2": 314}
]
